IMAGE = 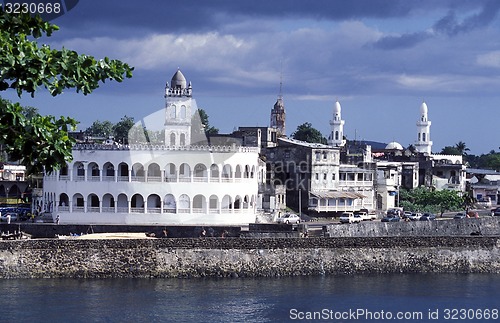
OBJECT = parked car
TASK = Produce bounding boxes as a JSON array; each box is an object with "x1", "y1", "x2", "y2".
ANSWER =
[
  {"x1": 0, "y1": 213, "x2": 18, "y2": 222},
  {"x1": 454, "y1": 212, "x2": 467, "y2": 220},
  {"x1": 402, "y1": 211, "x2": 413, "y2": 220},
  {"x1": 387, "y1": 208, "x2": 403, "y2": 216},
  {"x1": 381, "y1": 214, "x2": 400, "y2": 222},
  {"x1": 408, "y1": 212, "x2": 422, "y2": 221},
  {"x1": 419, "y1": 213, "x2": 436, "y2": 221},
  {"x1": 491, "y1": 207, "x2": 500, "y2": 216},
  {"x1": 356, "y1": 212, "x2": 376, "y2": 221},
  {"x1": 339, "y1": 212, "x2": 362, "y2": 224},
  {"x1": 276, "y1": 213, "x2": 301, "y2": 224}
]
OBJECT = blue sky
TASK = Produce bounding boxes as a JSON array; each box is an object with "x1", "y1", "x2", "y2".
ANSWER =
[{"x1": 4, "y1": 0, "x2": 500, "y2": 155}]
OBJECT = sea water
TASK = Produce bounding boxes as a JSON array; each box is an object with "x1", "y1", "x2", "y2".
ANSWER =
[{"x1": 0, "y1": 273, "x2": 499, "y2": 322}]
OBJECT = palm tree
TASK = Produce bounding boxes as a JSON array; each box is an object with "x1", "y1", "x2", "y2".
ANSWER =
[{"x1": 455, "y1": 141, "x2": 470, "y2": 156}]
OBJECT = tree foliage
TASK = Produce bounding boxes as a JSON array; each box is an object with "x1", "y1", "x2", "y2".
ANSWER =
[
  {"x1": 466, "y1": 151, "x2": 500, "y2": 171},
  {"x1": 0, "y1": 97, "x2": 77, "y2": 174},
  {"x1": 399, "y1": 187, "x2": 465, "y2": 216},
  {"x1": 0, "y1": 10, "x2": 133, "y2": 174},
  {"x1": 0, "y1": 10, "x2": 133, "y2": 97},
  {"x1": 85, "y1": 120, "x2": 114, "y2": 138},
  {"x1": 113, "y1": 115, "x2": 135, "y2": 144},
  {"x1": 198, "y1": 108, "x2": 219, "y2": 135},
  {"x1": 440, "y1": 141, "x2": 470, "y2": 156},
  {"x1": 292, "y1": 122, "x2": 327, "y2": 144}
]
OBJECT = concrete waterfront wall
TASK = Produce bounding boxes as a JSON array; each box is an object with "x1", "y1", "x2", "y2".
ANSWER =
[
  {"x1": 0, "y1": 237, "x2": 499, "y2": 278},
  {"x1": 324, "y1": 217, "x2": 500, "y2": 237},
  {"x1": 0, "y1": 223, "x2": 241, "y2": 239}
]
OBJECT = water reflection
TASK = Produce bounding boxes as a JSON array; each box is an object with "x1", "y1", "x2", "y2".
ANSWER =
[{"x1": 0, "y1": 274, "x2": 498, "y2": 322}]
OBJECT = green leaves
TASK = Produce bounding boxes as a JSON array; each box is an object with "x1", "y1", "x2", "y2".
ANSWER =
[
  {"x1": 0, "y1": 97, "x2": 77, "y2": 174},
  {"x1": 0, "y1": 10, "x2": 133, "y2": 97},
  {"x1": 292, "y1": 122, "x2": 327, "y2": 144},
  {"x1": 399, "y1": 187, "x2": 464, "y2": 216},
  {"x1": 0, "y1": 10, "x2": 133, "y2": 174}
]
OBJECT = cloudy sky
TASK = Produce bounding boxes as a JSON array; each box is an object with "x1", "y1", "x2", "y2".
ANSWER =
[{"x1": 5, "y1": 0, "x2": 500, "y2": 154}]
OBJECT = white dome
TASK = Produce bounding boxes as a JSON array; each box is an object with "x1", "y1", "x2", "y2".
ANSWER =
[
  {"x1": 171, "y1": 69, "x2": 187, "y2": 89},
  {"x1": 385, "y1": 141, "x2": 404, "y2": 150},
  {"x1": 334, "y1": 100, "x2": 341, "y2": 114},
  {"x1": 420, "y1": 101, "x2": 428, "y2": 115}
]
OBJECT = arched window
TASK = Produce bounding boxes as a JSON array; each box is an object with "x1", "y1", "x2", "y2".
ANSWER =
[
  {"x1": 131, "y1": 163, "x2": 145, "y2": 182},
  {"x1": 235, "y1": 165, "x2": 242, "y2": 179},
  {"x1": 59, "y1": 193, "x2": 69, "y2": 211},
  {"x1": 164, "y1": 194, "x2": 176, "y2": 213},
  {"x1": 87, "y1": 193, "x2": 100, "y2": 212},
  {"x1": 165, "y1": 163, "x2": 176, "y2": 182},
  {"x1": 222, "y1": 165, "x2": 232, "y2": 181},
  {"x1": 180, "y1": 133, "x2": 186, "y2": 146},
  {"x1": 221, "y1": 195, "x2": 232, "y2": 211},
  {"x1": 209, "y1": 195, "x2": 218, "y2": 213},
  {"x1": 170, "y1": 104, "x2": 176, "y2": 118},
  {"x1": 180, "y1": 105, "x2": 187, "y2": 119},
  {"x1": 103, "y1": 162, "x2": 115, "y2": 178},
  {"x1": 170, "y1": 133, "x2": 176, "y2": 146},
  {"x1": 102, "y1": 193, "x2": 115, "y2": 212},
  {"x1": 131, "y1": 194, "x2": 144, "y2": 212},
  {"x1": 147, "y1": 163, "x2": 161, "y2": 182},
  {"x1": 193, "y1": 194, "x2": 206, "y2": 213},
  {"x1": 179, "y1": 163, "x2": 191, "y2": 182},
  {"x1": 72, "y1": 193, "x2": 84, "y2": 212},
  {"x1": 147, "y1": 194, "x2": 161, "y2": 213},
  {"x1": 335, "y1": 131, "x2": 339, "y2": 140},
  {"x1": 178, "y1": 194, "x2": 190, "y2": 212},
  {"x1": 117, "y1": 163, "x2": 129, "y2": 181},
  {"x1": 210, "y1": 164, "x2": 220, "y2": 181},
  {"x1": 117, "y1": 194, "x2": 128, "y2": 213}
]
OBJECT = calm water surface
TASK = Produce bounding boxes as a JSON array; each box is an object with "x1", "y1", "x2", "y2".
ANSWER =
[{"x1": 0, "y1": 273, "x2": 499, "y2": 322}]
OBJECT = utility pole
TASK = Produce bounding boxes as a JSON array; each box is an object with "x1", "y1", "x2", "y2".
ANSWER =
[{"x1": 298, "y1": 189, "x2": 302, "y2": 218}]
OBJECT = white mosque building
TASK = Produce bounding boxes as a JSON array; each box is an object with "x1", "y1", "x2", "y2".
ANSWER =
[{"x1": 42, "y1": 69, "x2": 260, "y2": 225}]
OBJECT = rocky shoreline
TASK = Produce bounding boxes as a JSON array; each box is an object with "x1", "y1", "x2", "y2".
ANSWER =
[{"x1": 0, "y1": 236, "x2": 499, "y2": 279}]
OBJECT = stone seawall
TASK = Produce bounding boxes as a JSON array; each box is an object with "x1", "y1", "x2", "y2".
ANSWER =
[
  {"x1": 324, "y1": 217, "x2": 500, "y2": 237},
  {"x1": 0, "y1": 237, "x2": 499, "y2": 278}
]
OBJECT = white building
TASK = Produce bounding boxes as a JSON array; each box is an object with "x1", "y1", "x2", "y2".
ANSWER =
[
  {"x1": 415, "y1": 101, "x2": 432, "y2": 155},
  {"x1": 328, "y1": 100, "x2": 346, "y2": 147},
  {"x1": 42, "y1": 70, "x2": 260, "y2": 225}
]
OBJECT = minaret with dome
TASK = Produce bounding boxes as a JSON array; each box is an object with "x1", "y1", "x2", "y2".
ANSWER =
[
  {"x1": 328, "y1": 100, "x2": 346, "y2": 147},
  {"x1": 415, "y1": 101, "x2": 432, "y2": 155},
  {"x1": 164, "y1": 69, "x2": 193, "y2": 146}
]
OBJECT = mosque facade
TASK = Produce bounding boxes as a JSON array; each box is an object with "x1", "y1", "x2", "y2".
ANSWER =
[{"x1": 42, "y1": 70, "x2": 261, "y2": 225}]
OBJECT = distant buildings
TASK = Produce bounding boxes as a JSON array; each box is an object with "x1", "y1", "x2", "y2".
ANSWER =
[
  {"x1": 264, "y1": 98, "x2": 468, "y2": 216},
  {"x1": 38, "y1": 69, "x2": 489, "y2": 225}
]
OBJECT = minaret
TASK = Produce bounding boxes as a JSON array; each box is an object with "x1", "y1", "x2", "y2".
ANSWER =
[
  {"x1": 415, "y1": 101, "x2": 432, "y2": 155},
  {"x1": 164, "y1": 69, "x2": 193, "y2": 146},
  {"x1": 270, "y1": 73, "x2": 286, "y2": 136},
  {"x1": 328, "y1": 100, "x2": 345, "y2": 147}
]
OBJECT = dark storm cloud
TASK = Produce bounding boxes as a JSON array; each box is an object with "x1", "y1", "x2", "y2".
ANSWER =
[
  {"x1": 52, "y1": 0, "x2": 483, "y2": 38},
  {"x1": 433, "y1": 0, "x2": 500, "y2": 36},
  {"x1": 372, "y1": 0, "x2": 500, "y2": 50},
  {"x1": 372, "y1": 31, "x2": 431, "y2": 50}
]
